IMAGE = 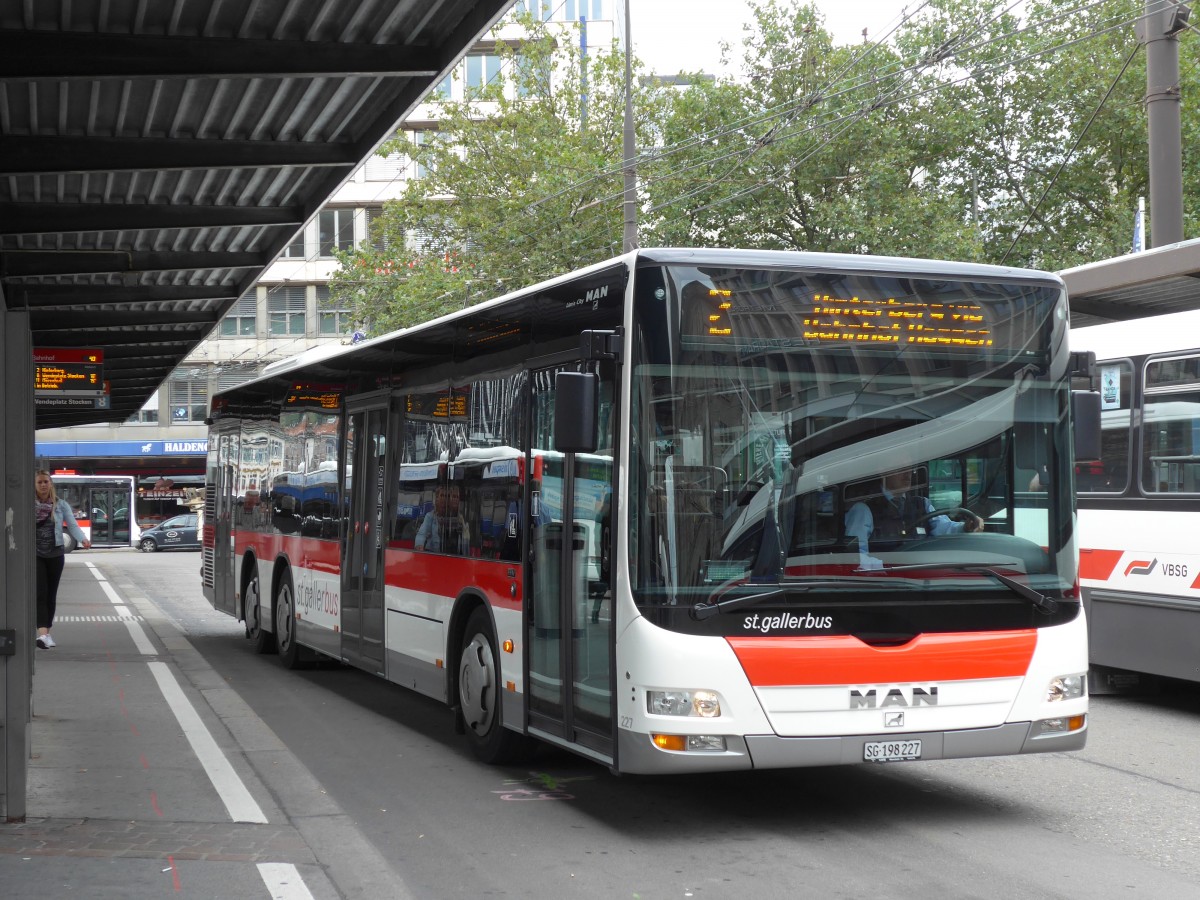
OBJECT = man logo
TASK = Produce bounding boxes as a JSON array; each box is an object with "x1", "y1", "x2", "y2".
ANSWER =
[
  {"x1": 849, "y1": 687, "x2": 938, "y2": 709},
  {"x1": 884, "y1": 712, "x2": 905, "y2": 728}
]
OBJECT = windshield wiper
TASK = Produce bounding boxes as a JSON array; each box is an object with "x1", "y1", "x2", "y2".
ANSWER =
[
  {"x1": 691, "y1": 578, "x2": 904, "y2": 621},
  {"x1": 883, "y1": 561, "x2": 1059, "y2": 614}
]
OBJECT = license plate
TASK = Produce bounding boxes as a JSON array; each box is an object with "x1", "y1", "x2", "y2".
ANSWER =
[{"x1": 863, "y1": 739, "x2": 922, "y2": 762}]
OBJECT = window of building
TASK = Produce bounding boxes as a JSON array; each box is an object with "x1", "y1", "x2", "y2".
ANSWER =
[
  {"x1": 366, "y1": 207, "x2": 389, "y2": 251},
  {"x1": 168, "y1": 370, "x2": 209, "y2": 424},
  {"x1": 318, "y1": 208, "x2": 355, "y2": 257},
  {"x1": 220, "y1": 289, "x2": 258, "y2": 338},
  {"x1": 464, "y1": 54, "x2": 502, "y2": 92},
  {"x1": 281, "y1": 228, "x2": 305, "y2": 258},
  {"x1": 125, "y1": 389, "x2": 160, "y2": 424},
  {"x1": 432, "y1": 72, "x2": 452, "y2": 99},
  {"x1": 316, "y1": 285, "x2": 354, "y2": 336},
  {"x1": 364, "y1": 152, "x2": 406, "y2": 182},
  {"x1": 565, "y1": 0, "x2": 605, "y2": 19},
  {"x1": 268, "y1": 285, "x2": 307, "y2": 336},
  {"x1": 413, "y1": 131, "x2": 443, "y2": 179}
]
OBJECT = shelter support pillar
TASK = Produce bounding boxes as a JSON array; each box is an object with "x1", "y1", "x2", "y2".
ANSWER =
[{"x1": 1, "y1": 307, "x2": 34, "y2": 821}]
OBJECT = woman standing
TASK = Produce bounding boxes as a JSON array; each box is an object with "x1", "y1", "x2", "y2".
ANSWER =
[{"x1": 34, "y1": 470, "x2": 90, "y2": 649}]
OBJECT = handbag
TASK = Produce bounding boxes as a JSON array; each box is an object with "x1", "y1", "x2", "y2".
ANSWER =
[{"x1": 62, "y1": 532, "x2": 77, "y2": 553}]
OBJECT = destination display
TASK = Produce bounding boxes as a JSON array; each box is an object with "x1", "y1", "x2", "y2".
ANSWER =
[
  {"x1": 34, "y1": 347, "x2": 106, "y2": 397},
  {"x1": 803, "y1": 294, "x2": 992, "y2": 347},
  {"x1": 695, "y1": 291, "x2": 995, "y2": 349}
]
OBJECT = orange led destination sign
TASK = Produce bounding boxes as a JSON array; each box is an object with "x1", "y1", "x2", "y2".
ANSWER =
[
  {"x1": 33, "y1": 347, "x2": 106, "y2": 397},
  {"x1": 283, "y1": 386, "x2": 342, "y2": 410},
  {"x1": 803, "y1": 294, "x2": 992, "y2": 347}
]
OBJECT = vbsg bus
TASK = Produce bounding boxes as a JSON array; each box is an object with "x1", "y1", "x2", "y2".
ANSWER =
[{"x1": 203, "y1": 248, "x2": 1093, "y2": 774}]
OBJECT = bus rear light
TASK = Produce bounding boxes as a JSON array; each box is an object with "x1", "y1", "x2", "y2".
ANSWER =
[
  {"x1": 1046, "y1": 673, "x2": 1086, "y2": 702},
  {"x1": 647, "y1": 689, "x2": 722, "y2": 718},
  {"x1": 651, "y1": 734, "x2": 727, "y2": 752}
]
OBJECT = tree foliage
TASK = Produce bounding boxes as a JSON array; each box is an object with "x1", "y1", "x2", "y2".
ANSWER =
[{"x1": 333, "y1": 0, "x2": 1198, "y2": 332}]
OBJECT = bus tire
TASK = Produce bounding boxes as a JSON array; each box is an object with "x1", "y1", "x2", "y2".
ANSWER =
[
  {"x1": 458, "y1": 607, "x2": 532, "y2": 765},
  {"x1": 244, "y1": 564, "x2": 275, "y2": 654},
  {"x1": 274, "y1": 568, "x2": 305, "y2": 670}
]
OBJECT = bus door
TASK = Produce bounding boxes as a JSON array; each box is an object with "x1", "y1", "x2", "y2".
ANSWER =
[
  {"x1": 88, "y1": 487, "x2": 126, "y2": 546},
  {"x1": 209, "y1": 431, "x2": 238, "y2": 616},
  {"x1": 342, "y1": 393, "x2": 393, "y2": 674},
  {"x1": 527, "y1": 363, "x2": 615, "y2": 762}
]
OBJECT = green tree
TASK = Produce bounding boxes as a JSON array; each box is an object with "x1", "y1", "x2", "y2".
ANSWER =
[{"x1": 331, "y1": 14, "x2": 673, "y2": 332}]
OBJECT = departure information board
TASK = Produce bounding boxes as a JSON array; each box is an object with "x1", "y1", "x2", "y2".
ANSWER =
[{"x1": 34, "y1": 348, "x2": 106, "y2": 397}]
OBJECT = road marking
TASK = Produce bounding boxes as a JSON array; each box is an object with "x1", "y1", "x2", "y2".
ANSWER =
[
  {"x1": 147, "y1": 659, "x2": 268, "y2": 824},
  {"x1": 258, "y1": 863, "x2": 316, "y2": 900},
  {"x1": 84, "y1": 561, "x2": 157, "y2": 653}
]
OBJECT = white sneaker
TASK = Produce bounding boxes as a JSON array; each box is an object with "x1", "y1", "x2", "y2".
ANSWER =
[
  {"x1": 41, "y1": 634, "x2": 56, "y2": 648},
  {"x1": 36, "y1": 635, "x2": 48, "y2": 649}
]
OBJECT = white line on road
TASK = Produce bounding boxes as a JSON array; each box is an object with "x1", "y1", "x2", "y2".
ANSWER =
[
  {"x1": 147, "y1": 660, "x2": 269, "y2": 824},
  {"x1": 258, "y1": 863, "x2": 317, "y2": 900}
]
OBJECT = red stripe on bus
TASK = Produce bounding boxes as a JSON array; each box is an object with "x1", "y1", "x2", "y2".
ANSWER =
[
  {"x1": 727, "y1": 631, "x2": 1038, "y2": 686},
  {"x1": 383, "y1": 551, "x2": 523, "y2": 610},
  {"x1": 1078, "y1": 548, "x2": 1124, "y2": 582}
]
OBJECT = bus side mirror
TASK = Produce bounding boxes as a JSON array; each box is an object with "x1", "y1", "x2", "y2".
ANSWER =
[
  {"x1": 1072, "y1": 390, "x2": 1102, "y2": 462},
  {"x1": 554, "y1": 371, "x2": 598, "y2": 454}
]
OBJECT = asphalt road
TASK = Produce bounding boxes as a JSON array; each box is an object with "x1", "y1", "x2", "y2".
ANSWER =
[{"x1": 113, "y1": 549, "x2": 1200, "y2": 899}]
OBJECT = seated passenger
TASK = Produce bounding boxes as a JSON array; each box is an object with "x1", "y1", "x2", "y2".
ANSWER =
[{"x1": 415, "y1": 485, "x2": 469, "y2": 554}]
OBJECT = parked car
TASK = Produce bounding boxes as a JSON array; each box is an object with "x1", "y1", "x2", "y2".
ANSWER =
[{"x1": 139, "y1": 514, "x2": 200, "y2": 552}]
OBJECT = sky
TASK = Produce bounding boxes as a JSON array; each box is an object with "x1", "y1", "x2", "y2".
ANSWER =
[{"x1": 630, "y1": 0, "x2": 915, "y2": 76}]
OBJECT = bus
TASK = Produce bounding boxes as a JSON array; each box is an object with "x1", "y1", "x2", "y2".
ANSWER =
[
  {"x1": 203, "y1": 248, "x2": 1093, "y2": 774},
  {"x1": 50, "y1": 473, "x2": 141, "y2": 547},
  {"x1": 1071, "y1": 309, "x2": 1200, "y2": 685}
]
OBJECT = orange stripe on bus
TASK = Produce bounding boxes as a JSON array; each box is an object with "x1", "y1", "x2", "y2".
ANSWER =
[
  {"x1": 1078, "y1": 548, "x2": 1124, "y2": 582},
  {"x1": 727, "y1": 631, "x2": 1038, "y2": 686}
]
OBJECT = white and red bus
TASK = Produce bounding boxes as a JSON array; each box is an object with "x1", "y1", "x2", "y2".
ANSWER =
[
  {"x1": 50, "y1": 473, "x2": 141, "y2": 547},
  {"x1": 1072, "y1": 309, "x2": 1200, "y2": 685},
  {"x1": 203, "y1": 248, "x2": 1091, "y2": 773}
]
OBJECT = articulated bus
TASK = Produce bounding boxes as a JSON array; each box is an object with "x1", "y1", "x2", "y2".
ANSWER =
[
  {"x1": 1071, "y1": 309, "x2": 1200, "y2": 685},
  {"x1": 203, "y1": 248, "x2": 1091, "y2": 774},
  {"x1": 50, "y1": 473, "x2": 140, "y2": 547}
]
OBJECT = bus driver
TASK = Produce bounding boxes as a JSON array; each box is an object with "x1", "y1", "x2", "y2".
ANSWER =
[{"x1": 844, "y1": 466, "x2": 983, "y2": 566}]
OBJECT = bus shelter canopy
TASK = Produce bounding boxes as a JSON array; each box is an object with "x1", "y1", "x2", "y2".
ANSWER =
[
  {"x1": 0, "y1": 0, "x2": 511, "y2": 428},
  {"x1": 1060, "y1": 238, "x2": 1200, "y2": 328}
]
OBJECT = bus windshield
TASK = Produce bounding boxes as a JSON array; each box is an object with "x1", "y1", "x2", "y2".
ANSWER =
[{"x1": 629, "y1": 262, "x2": 1072, "y2": 611}]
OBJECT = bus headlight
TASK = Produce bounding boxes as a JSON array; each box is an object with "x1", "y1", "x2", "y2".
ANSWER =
[
  {"x1": 652, "y1": 733, "x2": 728, "y2": 752},
  {"x1": 1046, "y1": 673, "x2": 1086, "y2": 702},
  {"x1": 1030, "y1": 714, "x2": 1087, "y2": 738},
  {"x1": 647, "y1": 689, "x2": 722, "y2": 718}
]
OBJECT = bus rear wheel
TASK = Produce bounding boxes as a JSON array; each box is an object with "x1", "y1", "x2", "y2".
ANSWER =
[
  {"x1": 274, "y1": 569, "x2": 304, "y2": 669},
  {"x1": 458, "y1": 607, "x2": 532, "y2": 764}
]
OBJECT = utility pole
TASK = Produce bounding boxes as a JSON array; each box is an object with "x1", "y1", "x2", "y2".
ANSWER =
[
  {"x1": 622, "y1": 0, "x2": 638, "y2": 252},
  {"x1": 1139, "y1": 0, "x2": 1191, "y2": 248}
]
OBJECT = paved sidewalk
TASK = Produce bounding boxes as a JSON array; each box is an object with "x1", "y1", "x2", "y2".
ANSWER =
[{"x1": 0, "y1": 553, "x2": 409, "y2": 900}]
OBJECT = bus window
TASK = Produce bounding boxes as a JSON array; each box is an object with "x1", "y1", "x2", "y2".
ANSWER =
[
  {"x1": 1076, "y1": 360, "x2": 1131, "y2": 493},
  {"x1": 1141, "y1": 355, "x2": 1200, "y2": 494}
]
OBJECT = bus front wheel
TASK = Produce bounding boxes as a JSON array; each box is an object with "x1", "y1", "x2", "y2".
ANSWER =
[
  {"x1": 458, "y1": 607, "x2": 532, "y2": 764},
  {"x1": 244, "y1": 565, "x2": 275, "y2": 654}
]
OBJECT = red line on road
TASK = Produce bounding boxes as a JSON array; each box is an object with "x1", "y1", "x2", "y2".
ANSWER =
[
  {"x1": 167, "y1": 855, "x2": 181, "y2": 892},
  {"x1": 150, "y1": 790, "x2": 163, "y2": 817}
]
